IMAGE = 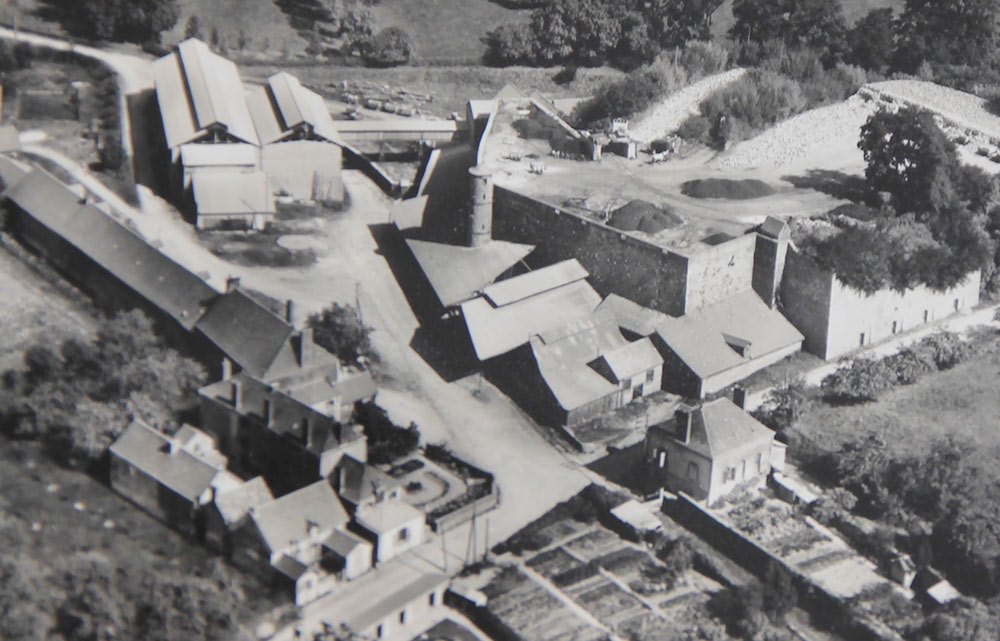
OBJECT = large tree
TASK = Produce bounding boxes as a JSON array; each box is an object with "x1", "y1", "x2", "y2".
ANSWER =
[
  {"x1": 81, "y1": 0, "x2": 180, "y2": 44},
  {"x1": 730, "y1": 0, "x2": 847, "y2": 61},
  {"x1": 846, "y1": 8, "x2": 896, "y2": 72},
  {"x1": 893, "y1": 0, "x2": 1000, "y2": 72}
]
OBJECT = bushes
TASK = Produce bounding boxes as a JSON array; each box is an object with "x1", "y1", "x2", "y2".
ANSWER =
[
  {"x1": 354, "y1": 402, "x2": 420, "y2": 465},
  {"x1": 571, "y1": 66, "x2": 684, "y2": 129},
  {"x1": 821, "y1": 332, "x2": 972, "y2": 404},
  {"x1": 307, "y1": 303, "x2": 375, "y2": 365},
  {"x1": 360, "y1": 27, "x2": 412, "y2": 67}
]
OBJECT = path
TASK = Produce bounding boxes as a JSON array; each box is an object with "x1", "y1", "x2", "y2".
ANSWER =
[{"x1": 629, "y1": 68, "x2": 747, "y2": 144}]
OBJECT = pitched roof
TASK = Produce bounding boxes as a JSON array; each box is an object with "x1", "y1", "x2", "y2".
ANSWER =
[
  {"x1": 481, "y1": 259, "x2": 588, "y2": 307},
  {"x1": 248, "y1": 72, "x2": 343, "y2": 146},
  {"x1": 494, "y1": 83, "x2": 529, "y2": 101},
  {"x1": 194, "y1": 290, "x2": 295, "y2": 377},
  {"x1": 198, "y1": 373, "x2": 360, "y2": 455},
  {"x1": 355, "y1": 499, "x2": 424, "y2": 535},
  {"x1": 109, "y1": 420, "x2": 224, "y2": 503},
  {"x1": 326, "y1": 567, "x2": 448, "y2": 632},
  {"x1": 273, "y1": 554, "x2": 310, "y2": 580},
  {"x1": 598, "y1": 291, "x2": 803, "y2": 380},
  {"x1": 759, "y1": 216, "x2": 788, "y2": 239},
  {"x1": 3, "y1": 169, "x2": 218, "y2": 329},
  {"x1": 323, "y1": 528, "x2": 371, "y2": 558},
  {"x1": 337, "y1": 455, "x2": 402, "y2": 506},
  {"x1": 592, "y1": 339, "x2": 663, "y2": 383},
  {"x1": 283, "y1": 370, "x2": 377, "y2": 408},
  {"x1": 250, "y1": 480, "x2": 350, "y2": 554},
  {"x1": 461, "y1": 277, "x2": 602, "y2": 361},
  {"x1": 191, "y1": 171, "x2": 273, "y2": 216},
  {"x1": 651, "y1": 398, "x2": 773, "y2": 459},
  {"x1": 214, "y1": 476, "x2": 273, "y2": 525},
  {"x1": 530, "y1": 316, "x2": 635, "y2": 411},
  {"x1": 405, "y1": 238, "x2": 535, "y2": 307},
  {"x1": 153, "y1": 39, "x2": 260, "y2": 149}
]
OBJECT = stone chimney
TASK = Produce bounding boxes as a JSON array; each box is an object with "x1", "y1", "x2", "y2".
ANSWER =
[
  {"x1": 467, "y1": 165, "x2": 494, "y2": 247},
  {"x1": 752, "y1": 217, "x2": 790, "y2": 309},
  {"x1": 674, "y1": 405, "x2": 694, "y2": 444},
  {"x1": 285, "y1": 299, "x2": 295, "y2": 325},
  {"x1": 263, "y1": 398, "x2": 274, "y2": 426},
  {"x1": 226, "y1": 276, "x2": 241, "y2": 292},
  {"x1": 230, "y1": 379, "x2": 241, "y2": 407},
  {"x1": 221, "y1": 357, "x2": 233, "y2": 380},
  {"x1": 733, "y1": 386, "x2": 747, "y2": 410}
]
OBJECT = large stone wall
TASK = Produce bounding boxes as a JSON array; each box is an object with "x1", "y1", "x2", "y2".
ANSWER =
[
  {"x1": 684, "y1": 235, "x2": 756, "y2": 311},
  {"x1": 780, "y1": 248, "x2": 981, "y2": 360},
  {"x1": 493, "y1": 187, "x2": 691, "y2": 315}
]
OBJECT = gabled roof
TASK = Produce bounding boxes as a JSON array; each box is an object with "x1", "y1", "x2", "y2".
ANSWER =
[
  {"x1": 273, "y1": 554, "x2": 310, "y2": 580},
  {"x1": 481, "y1": 259, "x2": 587, "y2": 307},
  {"x1": 283, "y1": 371, "x2": 377, "y2": 408},
  {"x1": 355, "y1": 499, "x2": 424, "y2": 535},
  {"x1": 250, "y1": 480, "x2": 350, "y2": 555},
  {"x1": 194, "y1": 290, "x2": 295, "y2": 378},
  {"x1": 651, "y1": 398, "x2": 773, "y2": 459},
  {"x1": 323, "y1": 528, "x2": 371, "y2": 558},
  {"x1": 248, "y1": 72, "x2": 343, "y2": 146},
  {"x1": 3, "y1": 169, "x2": 217, "y2": 329},
  {"x1": 191, "y1": 171, "x2": 273, "y2": 216},
  {"x1": 214, "y1": 476, "x2": 273, "y2": 525},
  {"x1": 531, "y1": 319, "x2": 627, "y2": 411},
  {"x1": 337, "y1": 455, "x2": 402, "y2": 506},
  {"x1": 154, "y1": 39, "x2": 260, "y2": 149},
  {"x1": 461, "y1": 277, "x2": 602, "y2": 361},
  {"x1": 405, "y1": 238, "x2": 535, "y2": 307},
  {"x1": 109, "y1": 420, "x2": 224, "y2": 503},
  {"x1": 592, "y1": 339, "x2": 663, "y2": 383}
]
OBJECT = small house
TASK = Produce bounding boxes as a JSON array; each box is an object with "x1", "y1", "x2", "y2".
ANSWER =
[{"x1": 354, "y1": 499, "x2": 426, "y2": 564}]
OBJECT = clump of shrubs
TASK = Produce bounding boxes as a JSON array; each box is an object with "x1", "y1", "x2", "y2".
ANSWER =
[{"x1": 821, "y1": 332, "x2": 972, "y2": 404}]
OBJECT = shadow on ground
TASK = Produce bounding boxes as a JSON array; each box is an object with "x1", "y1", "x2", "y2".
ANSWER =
[
  {"x1": 410, "y1": 317, "x2": 480, "y2": 383},
  {"x1": 587, "y1": 442, "x2": 657, "y2": 496},
  {"x1": 782, "y1": 169, "x2": 868, "y2": 203}
]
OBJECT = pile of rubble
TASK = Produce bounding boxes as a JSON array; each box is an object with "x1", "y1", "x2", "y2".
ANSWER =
[{"x1": 629, "y1": 68, "x2": 747, "y2": 144}]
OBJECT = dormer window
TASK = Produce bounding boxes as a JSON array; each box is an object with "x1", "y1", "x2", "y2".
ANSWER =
[{"x1": 722, "y1": 333, "x2": 751, "y2": 358}]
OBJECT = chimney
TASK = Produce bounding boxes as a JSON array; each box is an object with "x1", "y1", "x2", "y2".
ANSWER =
[
  {"x1": 301, "y1": 417, "x2": 311, "y2": 446},
  {"x1": 221, "y1": 357, "x2": 233, "y2": 380},
  {"x1": 674, "y1": 405, "x2": 694, "y2": 444},
  {"x1": 733, "y1": 386, "x2": 747, "y2": 410},
  {"x1": 285, "y1": 299, "x2": 295, "y2": 325},
  {"x1": 226, "y1": 276, "x2": 241, "y2": 292},
  {"x1": 230, "y1": 380, "x2": 241, "y2": 408},
  {"x1": 298, "y1": 328, "x2": 315, "y2": 367},
  {"x1": 263, "y1": 398, "x2": 274, "y2": 426}
]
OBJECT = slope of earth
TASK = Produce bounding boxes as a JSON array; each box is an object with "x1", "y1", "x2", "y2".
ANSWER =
[{"x1": 160, "y1": 0, "x2": 307, "y2": 56}]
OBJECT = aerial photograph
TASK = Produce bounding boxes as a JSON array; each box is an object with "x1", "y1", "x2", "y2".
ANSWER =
[{"x1": 0, "y1": 0, "x2": 999, "y2": 640}]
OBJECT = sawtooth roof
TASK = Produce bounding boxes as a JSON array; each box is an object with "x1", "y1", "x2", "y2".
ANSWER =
[
  {"x1": 251, "y1": 480, "x2": 349, "y2": 554},
  {"x1": 109, "y1": 420, "x2": 224, "y2": 503},
  {"x1": 405, "y1": 237, "x2": 535, "y2": 307},
  {"x1": 652, "y1": 398, "x2": 774, "y2": 459},
  {"x1": 248, "y1": 72, "x2": 343, "y2": 146},
  {"x1": 194, "y1": 290, "x2": 295, "y2": 378},
  {"x1": 3, "y1": 169, "x2": 217, "y2": 329}
]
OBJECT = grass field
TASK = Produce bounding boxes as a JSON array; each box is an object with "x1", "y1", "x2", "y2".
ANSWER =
[
  {"x1": 372, "y1": 0, "x2": 530, "y2": 63},
  {"x1": 792, "y1": 330, "x2": 1000, "y2": 469},
  {"x1": 160, "y1": 0, "x2": 307, "y2": 55}
]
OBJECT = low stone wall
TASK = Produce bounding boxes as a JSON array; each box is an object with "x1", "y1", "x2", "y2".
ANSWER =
[{"x1": 428, "y1": 482, "x2": 500, "y2": 533}]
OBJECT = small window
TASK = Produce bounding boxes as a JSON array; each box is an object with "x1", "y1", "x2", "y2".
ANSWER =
[
  {"x1": 891, "y1": 321, "x2": 898, "y2": 334},
  {"x1": 397, "y1": 528, "x2": 408, "y2": 542},
  {"x1": 429, "y1": 592, "x2": 437, "y2": 606},
  {"x1": 954, "y1": 298, "x2": 960, "y2": 311},
  {"x1": 756, "y1": 452, "x2": 764, "y2": 473},
  {"x1": 859, "y1": 332, "x2": 866, "y2": 347},
  {"x1": 646, "y1": 369, "x2": 655, "y2": 383},
  {"x1": 687, "y1": 461, "x2": 699, "y2": 481},
  {"x1": 924, "y1": 309, "x2": 929, "y2": 323},
  {"x1": 399, "y1": 611, "x2": 406, "y2": 624},
  {"x1": 376, "y1": 625, "x2": 384, "y2": 638},
  {"x1": 658, "y1": 450, "x2": 666, "y2": 468}
]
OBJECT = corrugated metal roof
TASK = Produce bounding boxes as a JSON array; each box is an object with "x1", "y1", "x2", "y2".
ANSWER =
[
  {"x1": 406, "y1": 238, "x2": 534, "y2": 307},
  {"x1": 194, "y1": 291, "x2": 294, "y2": 377},
  {"x1": 482, "y1": 258, "x2": 588, "y2": 307},
  {"x1": 251, "y1": 480, "x2": 349, "y2": 554},
  {"x1": 651, "y1": 398, "x2": 773, "y2": 459},
  {"x1": 3, "y1": 169, "x2": 217, "y2": 329},
  {"x1": 180, "y1": 143, "x2": 259, "y2": 167},
  {"x1": 461, "y1": 278, "x2": 602, "y2": 360},
  {"x1": 191, "y1": 170, "x2": 272, "y2": 215},
  {"x1": 593, "y1": 338, "x2": 663, "y2": 383},
  {"x1": 109, "y1": 420, "x2": 223, "y2": 502}
]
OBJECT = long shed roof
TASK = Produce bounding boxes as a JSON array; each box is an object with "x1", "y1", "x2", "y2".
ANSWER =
[
  {"x1": 194, "y1": 289, "x2": 295, "y2": 377},
  {"x1": 405, "y1": 238, "x2": 534, "y2": 307},
  {"x1": 481, "y1": 258, "x2": 587, "y2": 307},
  {"x1": 3, "y1": 169, "x2": 217, "y2": 329}
]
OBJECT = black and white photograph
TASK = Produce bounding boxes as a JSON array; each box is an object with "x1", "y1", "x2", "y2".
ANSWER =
[{"x1": 0, "y1": 0, "x2": 998, "y2": 640}]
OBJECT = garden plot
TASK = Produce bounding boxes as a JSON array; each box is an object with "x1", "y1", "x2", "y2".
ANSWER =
[
  {"x1": 527, "y1": 547, "x2": 588, "y2": 580},
  {"x1": 389, "y1": 455, "x2": 468, "y2": 513},
  {"x1": 569, "y1": 579, "x2": 647, "y2": 625},
  {"x1": 482, "y1": 567, "x2": 606, "y2": 641},
  {"x1": 562, "y1": 527, "x2": 626, "y2": 561}
]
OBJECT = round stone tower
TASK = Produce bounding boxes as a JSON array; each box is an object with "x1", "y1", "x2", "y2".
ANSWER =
[{"x1": 467, "y1": 165, "x2": 494, "y2": 247}]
